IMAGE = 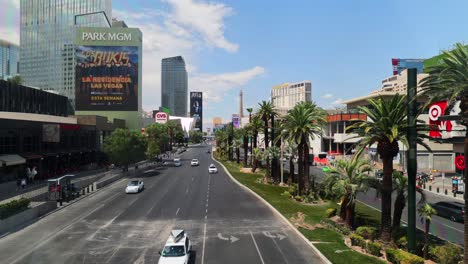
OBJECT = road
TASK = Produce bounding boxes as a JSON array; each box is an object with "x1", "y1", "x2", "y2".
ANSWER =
[{"x1": 0, "y1": 145, "x2": 326, "y2": 264}]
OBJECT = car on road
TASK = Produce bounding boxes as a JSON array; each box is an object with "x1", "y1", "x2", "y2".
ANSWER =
[
  {"x1": 190, "y1": 159, "x2": 199, "y2": 166},
  {"x1": 174, "y1": 158, "x2": 182, "y2": 167},
  {"x1": 125, "y1": 180, "x2": 144, "y2": 194},
  {"x1": 430, "y1": 201, "x2": 464, "y2": 222},
  {"x1": 208, "y1": 164, "x2": 218, "y2": 174},
  {"x1": 158, "y1": 229, "x2": 191, "y2": 264},
  {"x1": 206, "y1": 149, "x2": 211, "y2": 153}
]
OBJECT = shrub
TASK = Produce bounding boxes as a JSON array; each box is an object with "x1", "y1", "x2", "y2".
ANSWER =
[
  {"x1": 288, "y1": 184, "x2": 298, "y2": 195},
  {"x1": 356, "y1": 226, "x2": 378, "y2": 241},
  {"x1": 385, "y1": 248, "x2": 424, "y2": 264},
  {"x1": 280, "y1": 191, "x2": 291, "y2": 197},
  {"x1": 303, "y1": 193, "x2": 316, "y2": 203},
  {"x1": 429, "y1": 243, "x2": 463, "y2": 264},
  {"x1": 294, "y1": 195, "x2": 303, "y2": 202},
  {"x1": 320, "y1": 218, "x2": 351, "y2": 235},
  {"x1": 396, "y1": 236, "x2": 407, "y2": 249},
  {"x1": 350, "y1": 234, "x2": 365, "y2": 248},
  {"x1": 0, "y1": 198, "x2": 31, "y2": 220},
  {"x1": 325, "y1": 208, "x2": 337, "y2": 218},
  {"x1": 366, "y1": 241, "x2": 382, "y2": 257}
]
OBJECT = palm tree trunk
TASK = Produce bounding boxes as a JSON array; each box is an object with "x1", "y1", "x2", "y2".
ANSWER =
[
  {"x1": 253, "y1": 132, "x2": 258, "y2": 149},
  {"x1": 236, "y1": 148, "x2": 240, "y2": 164},
  {"x1": 288, "y1": 158, "x2": 294, "y2": 184},
  {"x1": 303, "y1": 141, "x2": 310, "y2": 193},
  {"x1": 252, "y1": 158, "x2": 258, "y2": 172},
  {"x1": 297, "y1": 143, "x2": 304, "y2": 195},
  {"x1": 393, "y1": 192, "x2": 406, "y2": 230},
  {"x1": 381, "y1": 156, "x2": 394, "y2": 241},
  {"x1": 243, "y1": 136, "x2": 248, "y2": 167},
  {"x1": 340, "y1": 196, "x2": 347, "y2": 221},
  {"x1": 346, "y1": 201, "x2": 356, "y2": 229},
  {"x1": 424, "y1": 219, "x2": 430, "y2": 259}
]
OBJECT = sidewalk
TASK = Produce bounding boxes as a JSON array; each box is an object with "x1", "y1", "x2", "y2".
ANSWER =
[
  {"x1": 420, "y1": 176, "x2": 464, "y2": 201},
  {"x1": 0, "y1": 161, "x2": 153, "y2": 205}
]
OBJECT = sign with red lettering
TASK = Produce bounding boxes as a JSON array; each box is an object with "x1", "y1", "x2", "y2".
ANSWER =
[
  {"x1": 455, "y1": 155, "x2": 465, "y2": 170},
  {"x1": 155, "y1": 112, "x2": 168, "y2": 124}
]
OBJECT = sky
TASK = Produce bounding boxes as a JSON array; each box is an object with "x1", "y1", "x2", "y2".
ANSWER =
[{"x1": 1, "y1": 0, "x2": 468, "y2": 130}]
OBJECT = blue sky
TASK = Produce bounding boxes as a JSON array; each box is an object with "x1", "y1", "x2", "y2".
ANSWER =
[{"x1": 1, "y1": 0, "x2": 468, "y2": 130}]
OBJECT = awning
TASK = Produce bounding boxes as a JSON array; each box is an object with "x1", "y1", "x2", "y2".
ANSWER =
[{"x1": 0, "y1": 154, "x2": 26, "y2": 166}]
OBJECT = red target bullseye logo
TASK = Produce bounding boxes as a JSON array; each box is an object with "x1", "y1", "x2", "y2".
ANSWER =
[
  {"x1": 429, "y1": 104, "x2": 442, "y2": 121},
  {"x1": 455, "y1": 155, "x2": 465, "y2": 170}
]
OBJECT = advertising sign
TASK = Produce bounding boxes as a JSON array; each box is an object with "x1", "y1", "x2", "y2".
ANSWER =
[
  {"x1": 75, "y1": 45, "x2": 139, "y2": 111},
  {"x1": 391, "y1": 58, "x2": 424, "y2": 75},
  {"x1": 155, "y1": 111, "x2": 168, "y2": 124},
  {"x1": 232, "y1": 114, "x2": 240, "y2": 128},
  {"x1": 190, "y1": 92, "x2": 203, "y2": 131},
  {"x1": 428, "y1": 100, "x2": 464, "y2": 139}
]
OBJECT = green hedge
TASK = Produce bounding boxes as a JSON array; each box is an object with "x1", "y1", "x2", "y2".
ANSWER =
[
  {"x1": 325, "y1": 208, "x2": 337, "y2": 218},
  {"x1": 429, "y1": 243, "x2": 463, "y2": 264},
  {"x1": 396, "y1": 236, "x2": 407, "y2": 249},
  {"x1": 350, "y1": 234, "x2": 366, "y2": 248},
  {"x1": 366, "y1": 241, "x2": 382, "y2": 257},
  {"x1": 0, "y1": 198, "x2": 31, "y2": 220},
  {"x1": 356, "y1": 226, "x2": 378, "y2": 241},
  {"x1": 385, "y1": 248, "x2": 424, "y2": 264}
]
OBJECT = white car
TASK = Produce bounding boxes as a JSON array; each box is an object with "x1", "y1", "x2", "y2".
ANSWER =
[
  {"x1": 208, "y1": 164, "x2": 218, "y2": 174},
  {"x1": 190, "y1": 159, "x2": 199, "y2": 166},
  {"x1": 158, "y1": 230, "x2": 191, "y2": 264},
  {"x1": 125, "y1": 180, "x2": 144, "y2": 193}
]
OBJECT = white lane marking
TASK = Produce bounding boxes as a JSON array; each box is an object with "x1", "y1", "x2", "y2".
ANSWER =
[
  {"x1": 176, "y1": 208, "x2": 180, "y2": 216},
  {"x1": 202, "y1": 222, "x2": 207, "y2": 264},
  {"x1": 206, "y1": 208, "x2": 208, "y2": 213},
  {"x1": 271, "y1": 235, "x2": 290, "y2": 264},
  {"x1": 249, "y1": 230, "x2": 265, "y2": 264},
  {"x1": 186, "y1": 187, "x2": 189, "y2": 194}
]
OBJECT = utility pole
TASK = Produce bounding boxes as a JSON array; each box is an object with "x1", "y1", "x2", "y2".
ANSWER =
[
  {"x1": 407, "y1": 68, "x2": 417, "y2": 253},
  {"x1": 271, "y1": 113, "x2": 275, "y2": 181}
]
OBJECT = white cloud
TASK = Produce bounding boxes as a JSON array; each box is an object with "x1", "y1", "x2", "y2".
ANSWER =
[
  {"x1": 0, "y1": 0, "x2": 20, "y2": 44},
  {"x1": 163, "y1": 0, "x2": 239, "y2": 52},
  {"x1": 332, "y1": 98, "x2": 345, "y2": 105},
  {"x1": 190, "y1": 66, "x2": 265, "y2": 103},
  {"x1": 322, "y1": 93, "x2": 334, "y2": 99}
]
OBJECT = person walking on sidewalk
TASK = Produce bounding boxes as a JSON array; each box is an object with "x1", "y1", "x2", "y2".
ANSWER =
[{"x1": 21, "y1": 178, "x2": 27, "y2": 190}]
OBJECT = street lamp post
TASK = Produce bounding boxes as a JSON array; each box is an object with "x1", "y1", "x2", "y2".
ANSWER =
[{"x1": 280, "y1": 134, "x2": 284, "y2": 184}]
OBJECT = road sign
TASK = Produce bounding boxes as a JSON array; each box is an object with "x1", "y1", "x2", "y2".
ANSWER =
[{"x1": 155, "y1": 112, "x2": 168, "y2": 124}]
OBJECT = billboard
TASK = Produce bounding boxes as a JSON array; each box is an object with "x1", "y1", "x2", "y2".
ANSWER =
[
  {"x1": 190, "y1": 92, "x2": 203, "y2": 131},
  {"x1": 232, "y1": 114, "x2": 240, "y2": 128},
  {"x1": 155, "y1": 111, "x2": 168, "y2": 124},
  {"x1": 428, "y1": 100, "x2": 464, "y2": 139},
  {"x1": 391, "y1": 58, "x2": 424, "y2": 75},
  {"x1": 75, "y1": 45, "x2": 139, "y2": 111}
]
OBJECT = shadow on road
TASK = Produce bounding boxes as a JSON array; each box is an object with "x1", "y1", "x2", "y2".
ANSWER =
[{"x1": 188, "y1": 250, "x2": 197, "y2": 264}]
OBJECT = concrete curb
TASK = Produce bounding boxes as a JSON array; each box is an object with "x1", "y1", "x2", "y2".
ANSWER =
[{"x1": 212, "y1": 154, "x2": 332, "y2": 264}]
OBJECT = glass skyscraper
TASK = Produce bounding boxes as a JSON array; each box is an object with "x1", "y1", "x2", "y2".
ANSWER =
[
  {"x1": 0, "y1": 40, "x2": 19, "y2": 80},
  {"x1": 20, "y1": 0, "x2": 112, "y2": 105},
  {"x1": 161, "y1": 56, "x2": 188, "y2": 117}
]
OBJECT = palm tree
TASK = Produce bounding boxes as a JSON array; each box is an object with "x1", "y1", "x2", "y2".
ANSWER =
[
  {"x1": 418, "y1": 204, "x2": 437, "y2": 260},
  {"x1": 214, "y1": 129, "x2": 229, "y2": 160},
  {"x1": 282, "y1": 102, "x2": 326, "y2": 195},
  {"x1": 392, "y1": 171, "x2": 425, "y2": 230},
  {"x1": 323, "y1": 157, "x2": 372, "y2": 228},
  {"x1": 347, "y1": 94, "x2": 431, "y2": 241},
  {"x1": 267, "y1": 146, "x2": 281, "y2": 182},
  {"x1": 249, "y1": 116, "x2": 263, "y2": 165},
  {"x1": 419, "y1": 43, "x2": 468, "y2": 260},
  {"x1": 233, "y1": 138, "x2": 243, "y2": 164},
  {"x1": 257, "y1": 101, "x2": 278, "y2": 179},
  {"x1": 251, "y1": 147, "x2": 263, "y2": 173},
  {"x1": 286, "y1": 141, "x2": 298, "y2": 184}
]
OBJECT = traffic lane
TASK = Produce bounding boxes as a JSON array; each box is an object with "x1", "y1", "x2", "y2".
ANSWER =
[
  {"x1": 9, "y1": 166, "x2": 174, "y2": 264},
  {"x1": 202, "y1": 152, "x2": 325, "y2": 264},
  {"x1": 357, "y1": 189, "x2": 463, "y2": 245}
]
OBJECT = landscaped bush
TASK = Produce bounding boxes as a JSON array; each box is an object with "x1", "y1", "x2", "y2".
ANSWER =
[
  {"x1": 320, "y1": 218, "x2": 351, "y2": 235},
  {"x1": 288, "y1": 184, "x2": 298, "y2": 196},
  {"x1": 280, "y1": 191, "x2": 291, "y2": 197},
  {"x1": 325, "y1": 208, "x2": 337, "y2": 218},
  {"x1": 0, "y1": 198, "x2": 31, "y2": 220},
  {"x1": 429, "y1": 243, "x2": 463, "y2": 264},
  {"x1": 396, "y1": 236, "x2": 407, "y2": 249},
  {"x1": 356, "y1": 226, "x2": 378, "y2": 240},
  {"x1": 294, "y1": 195, "x2": 303, "y2": 202},
  {"x1": 385, "y1": 248, "x2": 424, "y2": 264},
  {"x1": 350, "y1": 234, "x2": 365, "y2": 248},
  {"x1": 366, "y1": 241, "x2": 382, "y2": 257},
  {"x1": 303, "y1": 193, "x2": 317, "y2": 203}
]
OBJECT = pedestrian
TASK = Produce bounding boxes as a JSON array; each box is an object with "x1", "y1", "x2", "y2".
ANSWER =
[
  {"x1": 31, "y1": 166, "x2": 37, "y2": 183},
  {"x1": 16, "y1": 177, "x2": 21, "y2": 192},
  {"x1": 21, "y1": 178, "x2": 26, "y2": 190}
]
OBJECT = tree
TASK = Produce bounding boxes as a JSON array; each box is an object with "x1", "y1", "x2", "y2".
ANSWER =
[
  {"x1": 392, "y1": 171, "x2": 425, "y2": 230},
  {"x1": 286, "y1": 141, "x2": 298, "y2": 184},
  {"x1": 418, "y1": 204, "x2": 437, "y2": 260},
  {"x1": 251, "y1": 147, "x2": 263, "y2": 173},
  {"x1": 257, "y1": 101, "x2": 277, "y2": 180},
  {"x1": 419, "y1": 43, "x2": 468, "y2": 261},
  {"x1": 233, "y1": 138, "x2": 243, "y2": 164},
  {"x1": 103, "y1": 129, "x2": 147, "y2": 171},
  {"x1": 145, "y1": 123, "x2": 169, "y2": 160},
  {"x1": 249, "y1": 116, "x2": 263, "y2": 165},
  {"x1": 235, "y1": 127, "x2": 250, "y2": 167},
  {"x1": 323, "y1": 157, "x2": 372, "y2": 228},
  {"x1": 166, "y1": 120, "x2": 178, "y2": 149},
  {"x1": 281, "y1": 102, "x2": 326, "y2": 195},
  {"x1": 7, "y1": 75, "x2": 22, "y2": 86},
  {"x1": 215, "y1": 129, "x2": 229, "y2": 160},
  {"x1": 190, "y1": 130, "x2": 203, "y2": 144},
  {"x1": 347, "y1": 95, "x2": 431, "y2": 241}
]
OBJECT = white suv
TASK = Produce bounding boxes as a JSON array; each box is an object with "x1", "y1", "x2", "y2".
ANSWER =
[
  {"x1": 208, "y1": 164, "x2": 218, "y2": 174},
  {"x1": 158, "y1": 230, "x2": 191, "y2": 264},
  {"x1": 190, "y1": 159, "x2": 199, "y2": 166}
]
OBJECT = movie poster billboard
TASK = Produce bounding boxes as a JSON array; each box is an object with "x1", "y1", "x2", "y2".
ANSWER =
[
  {"x1": 232, "y1": 114, "x2": 240, "y2": 128},
  {"x1": 190, "y1": 92, "x2": 203, "y2": 131},
  {"x1": 75, "y1": 46, "x2": 139, "y2": 111}
]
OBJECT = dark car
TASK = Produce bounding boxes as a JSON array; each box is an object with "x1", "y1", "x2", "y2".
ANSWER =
[
  {"x1": 206, "y1": 150, "x2": 211, "y2": 153},
  {"x1": 430, "y1": 201, "x2": 464, "y2": 222}
]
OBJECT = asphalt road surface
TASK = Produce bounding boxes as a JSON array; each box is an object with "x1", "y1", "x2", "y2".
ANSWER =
[{"x1": 0, "y1": 145, "x2": 325, "y2": 264}]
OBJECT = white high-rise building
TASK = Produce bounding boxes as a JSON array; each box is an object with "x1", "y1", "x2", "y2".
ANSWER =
[
  {"x1": 271, "y1": 80, "x2": 312, "y2": 116},
  {"x1": 20, "y1": 0, "x2": 112, "y2": 105}
]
